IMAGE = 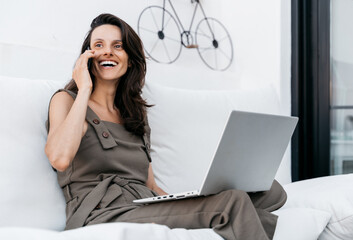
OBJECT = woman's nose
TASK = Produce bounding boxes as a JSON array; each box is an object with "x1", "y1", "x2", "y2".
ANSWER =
[{"x1": 103, "y1": 46, "x2": 113, "y2": 55}]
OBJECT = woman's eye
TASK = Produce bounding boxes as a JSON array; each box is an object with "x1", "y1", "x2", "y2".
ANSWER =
[
  {"x1": 115, "y1": 44, "x2": 122, "y2": 49},
  {"x1": 95, "y1": 43, "x2": 102, "y2": 48}
]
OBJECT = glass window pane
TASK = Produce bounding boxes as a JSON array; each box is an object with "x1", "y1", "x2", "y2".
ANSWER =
[
  {"x1": 330, "y1": 0, "x2": 353, "y2": 175},
  {"x1": 331, "y1": 0, "x2": 353, "y2": 106},
  {"x1": 330, "y1": 109, "x2": 353, "y2": 175}
]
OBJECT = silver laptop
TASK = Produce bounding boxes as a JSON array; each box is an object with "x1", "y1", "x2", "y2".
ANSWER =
[{"x1": 133, "y1": 110, "x2": 298, "y2": 204}]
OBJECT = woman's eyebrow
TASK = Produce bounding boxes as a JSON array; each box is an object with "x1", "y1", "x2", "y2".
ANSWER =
[{"x1": 92, "y1": 38, "x2": 122, "y2": 42}]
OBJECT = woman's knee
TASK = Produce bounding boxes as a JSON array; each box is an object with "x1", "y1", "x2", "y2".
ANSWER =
[
  {"x1": 220, "y1": 189, "x2": 251, "y2": 202},
  {"x1": 269, "y1": 180, "x2": 287, "y2": 204},
  {"x1": 249, "y1": 180, "x2": 287, "y2": 211}
]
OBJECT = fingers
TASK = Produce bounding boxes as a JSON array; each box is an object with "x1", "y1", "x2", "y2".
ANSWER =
[
  {"x1": 75, "y1": 50, "x2": 96, "y2": 69},
  {"x1": 84, "y1": 49, "x2": 96, "y2": 60},
  {"x1": 72, "y1": 50, "x2": 96, "y2": 87}
]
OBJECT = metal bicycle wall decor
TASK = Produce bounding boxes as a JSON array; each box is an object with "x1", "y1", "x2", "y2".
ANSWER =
[{"x1": 137, "y1": 0, "x2": 234, "y2": 71}]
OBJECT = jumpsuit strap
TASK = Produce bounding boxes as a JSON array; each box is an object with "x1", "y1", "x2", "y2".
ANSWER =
[
  {"x1": 85, "y1": 107, "x2": 118, "y2": 149},
  {"x1": 141, "y1": 134, "x2": 152, "y2": 162}
]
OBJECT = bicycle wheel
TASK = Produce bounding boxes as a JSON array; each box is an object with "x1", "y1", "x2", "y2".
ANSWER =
[
  {"x1": 137, "y1": 6, "x2": 182, "y2": 64},
  {"x1": 195, "y1": 17, "x2": 234, "y2": 71}
]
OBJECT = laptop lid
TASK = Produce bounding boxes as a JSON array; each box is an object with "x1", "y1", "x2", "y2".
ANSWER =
[{"x1": 199, "y1": 110, "x2": 298, "y2": 194}]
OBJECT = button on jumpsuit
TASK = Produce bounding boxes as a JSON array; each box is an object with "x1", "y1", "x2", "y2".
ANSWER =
[{"x1": 46, "y1": 89, "x2": 287, "y2": 240}]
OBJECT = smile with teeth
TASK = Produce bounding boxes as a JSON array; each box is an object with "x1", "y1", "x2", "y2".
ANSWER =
[{"x1": 99, "y1": 60, "x2": 118, "y2": 68}]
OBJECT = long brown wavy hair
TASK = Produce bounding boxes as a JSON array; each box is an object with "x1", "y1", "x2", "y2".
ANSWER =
[{"x1": 65, "y1": 13, "x2": 151, "y2": 136}]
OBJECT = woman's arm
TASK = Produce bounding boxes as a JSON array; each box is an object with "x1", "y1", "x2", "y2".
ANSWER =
[
  {"x1": 45, "y1": 88, "x2": 91, "y2": 172},
  {"x1": 146, "y1": 164, "x2": 168, "y2": 196},
  {"x1": 45, "y1": 50, "x2": 95, "y2": 172}
]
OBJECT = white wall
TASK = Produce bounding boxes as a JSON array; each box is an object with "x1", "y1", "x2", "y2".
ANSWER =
[
  {"x1": 0, "y1": 0, "x2": 292, "y2": 182},
  {"x1": 0, "y1": 0, "x2": 289, "y2": 89}
]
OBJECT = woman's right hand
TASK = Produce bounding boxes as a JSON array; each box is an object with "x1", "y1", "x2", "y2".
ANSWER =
[{"x1": 72, "y1": 49, "x2": 95, "y2": 91}]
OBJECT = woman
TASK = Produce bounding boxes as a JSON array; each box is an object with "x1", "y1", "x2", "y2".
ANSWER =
[{"x1": 45, "y1": 13, "x2": 286, "y2": 240}]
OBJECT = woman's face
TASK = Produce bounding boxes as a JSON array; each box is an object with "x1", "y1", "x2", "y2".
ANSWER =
[{"x1": 90, "y1": 24, "x2": 129, "y2": 82}]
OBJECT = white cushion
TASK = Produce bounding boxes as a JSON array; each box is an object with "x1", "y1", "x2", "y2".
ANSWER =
[
  {"x1": 142, "y1": 81, "x2": 281, "y2": 193},
  {"x1": 282, "y1": 174, "x2": 353, "y2": 240},
  {"x1": 0, "y1": 223, "x2": 222, "y2": 240},
  {"x1": 0, "y1": 209, "x2": 330, "y2": 240},
  {"x1": 0, "y1": 227, "x2": 62, "y2": 240},
  {"x1": 272, "y1": 208, "x2": 331, "y2": 240},
  {"x1": 0, "y1": 76, "x2": 66, "y2": 230},
  {"x1": 61, "y1": 223, "x2": 222, "y2": 240}
]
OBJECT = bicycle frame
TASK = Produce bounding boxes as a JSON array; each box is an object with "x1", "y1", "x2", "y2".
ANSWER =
[
  {"x1": 162, "y1": 0, "x2": 214, "y2": 39},
  {"x1": 137, "y1": 0, "x2": 234, "y2": 70}
]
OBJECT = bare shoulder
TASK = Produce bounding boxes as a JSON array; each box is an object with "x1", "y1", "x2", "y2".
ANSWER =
[
  {"x1": 49, "y1": 91, "x2": 75, "y2": 115},
  {"x1": 50, "y1": 91, "x2": 74, "y2": 107},
  {"x1": 48, "y1": 91, "x2": 75, "y2": 134}
]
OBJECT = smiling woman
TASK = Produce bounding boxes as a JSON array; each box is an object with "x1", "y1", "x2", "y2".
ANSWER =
[
  {"x1": 90, "y1": 26, "x2": 129, "y2": 81},
  {"x1": 44, "y1": 13, "x2": 287, "y2": 240}
]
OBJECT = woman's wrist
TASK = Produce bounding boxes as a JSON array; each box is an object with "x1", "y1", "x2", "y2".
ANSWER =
[{"x1": 78, "y1": 86, "x2": 92, "y2": 95}]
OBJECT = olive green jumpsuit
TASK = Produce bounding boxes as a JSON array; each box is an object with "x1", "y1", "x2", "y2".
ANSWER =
[{"x1": 46, "y1": 89, "x2": 287, "y2": 240}]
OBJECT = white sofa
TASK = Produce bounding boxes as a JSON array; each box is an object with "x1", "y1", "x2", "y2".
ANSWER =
[{"x1": 0, "y1": 75, "x2": 352, "y2": 240}]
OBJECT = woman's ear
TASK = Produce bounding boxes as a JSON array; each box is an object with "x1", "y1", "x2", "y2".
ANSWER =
[{"x1": 128, "y1": 60, "x2": 132, "y2": 67}]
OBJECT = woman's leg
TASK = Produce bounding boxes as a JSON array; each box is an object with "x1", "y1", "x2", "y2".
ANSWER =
[
  {"x1": 248, "y1": 180, "x2": 287, "y2": 239},
  {"x1": 108, "y1": 189, "x2": 270, "y2": 240}
]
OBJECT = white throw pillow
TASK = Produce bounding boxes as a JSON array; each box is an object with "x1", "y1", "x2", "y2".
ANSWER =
[
  {"x1": 282, "y1": 174, "x2": 353, "y2": 240},
  {"x1": 0, "y1": 76, "x2": 66, "y2": 230},
  {"x1": 142, "y1": 81, "x2": 281, "y2": 193},
  {"x1": 272, "y1": 208, "x2": 331, "y2": 240}
]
